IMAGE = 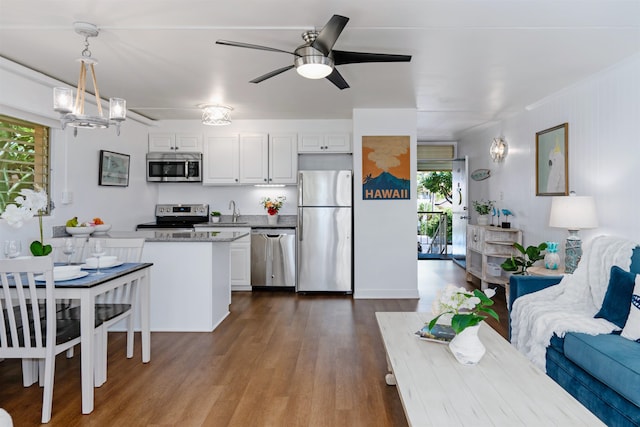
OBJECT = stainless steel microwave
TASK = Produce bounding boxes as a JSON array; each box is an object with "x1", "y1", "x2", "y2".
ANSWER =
[{"x1": 146, "y1": 152, "x2": 202, "y2": 182}]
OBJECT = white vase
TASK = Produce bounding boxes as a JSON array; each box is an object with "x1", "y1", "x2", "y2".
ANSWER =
[
  {"x1": 267, "y1": 214, "x2": 278, "y2": 225},
  {"x1": 449, "y1": 324, "x2": 486, "y2": 365},
  {"x1": 477, "y1": 215, "x2": 489, "y2": 226}
]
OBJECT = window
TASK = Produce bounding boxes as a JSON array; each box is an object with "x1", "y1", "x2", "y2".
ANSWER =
[{"x1": 0, "y1": 115, "x2": 50, "y2": 213}]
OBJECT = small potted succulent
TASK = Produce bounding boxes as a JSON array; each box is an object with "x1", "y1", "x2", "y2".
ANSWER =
[{"x1": 210, "y1": 211, "x2": 221, "y2": 223}]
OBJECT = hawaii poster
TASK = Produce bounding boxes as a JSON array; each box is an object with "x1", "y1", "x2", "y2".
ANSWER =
[{"x1": 362, "y1": 136, "x2": 410, "y2": 200}]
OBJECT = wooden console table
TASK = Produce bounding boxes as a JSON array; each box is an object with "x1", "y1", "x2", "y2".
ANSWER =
[{"x1": 375, "y1": 312, "x2": 603, "y2": 426}]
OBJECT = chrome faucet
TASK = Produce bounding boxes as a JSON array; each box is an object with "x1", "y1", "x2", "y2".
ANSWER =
[{"x1": 229, "y1": 200, "x2": 240, "y2": 223}]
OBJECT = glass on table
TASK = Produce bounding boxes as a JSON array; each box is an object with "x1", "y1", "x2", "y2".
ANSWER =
[
  {"x1": 3, "y1": 240, "x2": 21, "y2": 259},
  {"x1": 90, "y1": 239, "x2": 106, "y2": 275},
  {"x1": 62, "y1": 238, "x2": 76, "y2": 265}
]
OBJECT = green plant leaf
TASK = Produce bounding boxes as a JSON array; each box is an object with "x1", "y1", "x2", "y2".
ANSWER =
[
  {"x1": 29, "y1": 241, "x2": 52, "y2": 257},
  {"x1": 478, "y1": 306, "x2": 499, "y2": 320}
]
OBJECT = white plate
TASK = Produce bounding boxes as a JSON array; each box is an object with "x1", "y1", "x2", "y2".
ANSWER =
[
  {"x1": 80, "y1": 261, "x2": 123, "y2": 270},
  {"x1": 35, "y1": 271, "x2": 89, "y2": 282}
]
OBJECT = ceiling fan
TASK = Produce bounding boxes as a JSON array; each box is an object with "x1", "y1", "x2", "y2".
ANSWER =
[{"x1": 216, "y1": 14, "x2": 412, "y2": 90}]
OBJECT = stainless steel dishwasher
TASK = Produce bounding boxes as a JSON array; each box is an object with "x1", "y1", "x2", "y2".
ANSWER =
[{"x1": 250, "y1": 228, "x2": 296, "y2": 289}]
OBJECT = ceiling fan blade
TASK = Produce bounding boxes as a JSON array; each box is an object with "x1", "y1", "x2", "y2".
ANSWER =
[
  {"x1": 312, "y1": 15, "x2": 349, "y2": 55},
  {"x1": 250, "y1": 65, "x2": 295, "y2": 84},
  {"x1": 332, "y1": 50, "x2": 412, "y2": 65},
  {"x1": 216, "y1": 40, "x2": 298, "y2": 57},
  {"x1": 325, "y1": 68, "x2": 350, "y2": 90}
]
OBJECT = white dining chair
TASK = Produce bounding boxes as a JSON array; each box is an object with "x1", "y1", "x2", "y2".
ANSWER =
[
  {"x1": 86, "y1": 237, "x2": 145, "y2": 386},
  {"x1": 47, "y1": 237, "x2": 88, "y2": 265},
  {"x1": 0, "y1": 256, "x2": 82, "y2": 423}
]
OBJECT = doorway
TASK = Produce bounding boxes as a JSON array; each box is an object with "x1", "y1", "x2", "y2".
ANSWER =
[{"x1": 416, "y1": 145, "x2": 466, "y2": 262}]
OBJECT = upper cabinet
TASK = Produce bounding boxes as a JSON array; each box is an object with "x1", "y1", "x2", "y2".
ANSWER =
[
  {"x1": 203, "y1": 135, "x2": 240, "y2": 184},
  {"x1": 298, "y1": 132, "x2": 351, "y2": 153},
  {"x1": 149, "y1": 133, "x2": 203, "y2": 152},
  {"x1": 203, "y1": 133, "x2": 297, "y2": 185}
]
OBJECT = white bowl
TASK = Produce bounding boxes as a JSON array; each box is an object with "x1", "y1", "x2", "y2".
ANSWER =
[
  {"x1": 92, "y1": 224, "x2": 112, "y2": 235},
  {"x1": 66, "y1": 226, "x2": 95, "y2": 236},
  {"x1": 53, "y1": 265, "x2": 81, "y2": 280},
  {"x1": 85, "y1": 255, "x2": 118, "y2": 268}
]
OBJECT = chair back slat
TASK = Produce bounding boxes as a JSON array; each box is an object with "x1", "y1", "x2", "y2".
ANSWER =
[
  {"x1": 0, "y1": 257, "x2": 55, "y2": 354},
  {"x1": 88, "y1": 238, "x2": 145, "y2": 262},
  {"x1": 46, "y1": 237, "x2": 88, "y2": 264}
]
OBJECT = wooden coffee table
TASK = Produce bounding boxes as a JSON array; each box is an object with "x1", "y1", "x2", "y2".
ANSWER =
[{"x1": 376, "y1": 312, "x2": 604, "y2": 426}]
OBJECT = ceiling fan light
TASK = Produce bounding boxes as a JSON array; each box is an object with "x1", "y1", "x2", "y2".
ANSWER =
[
  {"x1": 295, "y1": 56, "x2": 333, "y2": 79},
  {"x1": 201, "y1": 104, "x2": 233, "y2": 126}
]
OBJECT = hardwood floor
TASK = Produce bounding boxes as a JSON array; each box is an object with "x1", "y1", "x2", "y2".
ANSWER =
[{"x1": 0, "y1": 260, "x2": 509, "y2": 426}]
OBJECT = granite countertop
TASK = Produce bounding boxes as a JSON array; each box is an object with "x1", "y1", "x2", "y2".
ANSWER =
[
  {"x1": 194, "y1": 215, "x2": 297, "y2": 229},
  {"x1": 107, "y1": 230, "x2": 249, "y2": 242}
]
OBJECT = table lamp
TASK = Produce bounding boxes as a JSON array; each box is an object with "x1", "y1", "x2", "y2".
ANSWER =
[{"x1": 549, "y1": 192, "x2": 598, "y2": 273}]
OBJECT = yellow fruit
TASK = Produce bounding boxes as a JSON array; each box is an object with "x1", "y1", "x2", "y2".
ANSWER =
[{"x1": 65, "y1": 217, "x2": 78, "y2": 227}]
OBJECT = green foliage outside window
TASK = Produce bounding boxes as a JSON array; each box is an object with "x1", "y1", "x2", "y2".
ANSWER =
[{"x1": 0, "y1": 115, "x2": 50, "y2": 213}]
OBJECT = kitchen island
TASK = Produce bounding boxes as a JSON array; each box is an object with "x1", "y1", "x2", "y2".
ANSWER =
[{"x1": 106, "y1": 230, "x2": 249, "y2": 332}]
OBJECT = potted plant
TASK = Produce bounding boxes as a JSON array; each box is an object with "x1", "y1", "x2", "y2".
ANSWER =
[
  {"x1": 501, "y1": 242, "x2": 548, "y2": 275},
  {"x1": 260, "y1": 196, "x2": 286, "y2": 224},
  {"x1": 210, "y1": 211, "x2": 221, "y2": 223},
  {"x1": 472, "y1": 200, "x2": 494, "y2": 225}
]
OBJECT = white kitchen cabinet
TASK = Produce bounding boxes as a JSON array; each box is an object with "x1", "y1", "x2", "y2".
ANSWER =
[
  {"x1": 298, "y1": 132, "x2": 351, "y2": 153},
  {"x1": 198, "y1": 227, "x2": 251, "y2": 291},
  {"x1": 239, "y1": 133, "x2": 269, "y2": 184},
  {"x1": 267, "y1": 133, "x2": 298, "y2": 184},
  {"x1": 205, "y1": 132, "x2": 297, "y2": 185},
  {"x1": 149, "y1": 132, "x2": 203, "y2": 152},
  {"x1": 466, "y1": 225, "x2": 523, "y2": 292},
  {"x1": 203, "y1": 135, "x2": 240, "y2": 185}
]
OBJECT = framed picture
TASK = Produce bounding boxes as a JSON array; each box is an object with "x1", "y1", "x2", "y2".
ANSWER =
[
  {"x1": 99, "y1": 150, "x2": 130, "y2": 187},
  {"x1": 362, "y1": 136, "x2": 411, "y2": 200},
  {"x1": 536, "y1": 123, "x2": 568, "y2": 196}
]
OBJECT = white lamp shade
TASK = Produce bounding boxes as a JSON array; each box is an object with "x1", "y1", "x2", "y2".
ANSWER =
[
  {"x1": 53, "y1": 87, "x2": 74, "y2": 113},
  {"x1": 549, "y1": 195, "x2": 598, "y2": 230},
  {"x1": 109, "y1": 98, "x2": 127, "y2": 121}
]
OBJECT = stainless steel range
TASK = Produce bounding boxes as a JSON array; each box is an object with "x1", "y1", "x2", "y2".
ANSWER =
[{"x1": 136, "y1": 204, "x2": 209, "y2": 231}]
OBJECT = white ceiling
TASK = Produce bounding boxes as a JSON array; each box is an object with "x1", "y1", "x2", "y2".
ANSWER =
[{"x1": 1, "y1": 1, "x2": 639, "y2": 141}]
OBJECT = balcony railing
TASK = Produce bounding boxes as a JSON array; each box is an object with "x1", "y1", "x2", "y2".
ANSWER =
[{"x1": 417, "y1": 211, "x2": 448, "y2": 257}]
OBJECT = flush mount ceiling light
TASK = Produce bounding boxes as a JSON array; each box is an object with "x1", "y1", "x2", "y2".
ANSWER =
[
  {"x1": 53, "y1": 22, "x2": 126, "y2": 137},
  {"x1": 199, "y1": 104, "x2": 233, "y2": 126},
  {"x1": 489, "y1": 137, "x2": 508, "y2": 162}
]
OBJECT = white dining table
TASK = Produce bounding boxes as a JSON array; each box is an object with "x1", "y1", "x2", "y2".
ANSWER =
[{"x1": 21, "y1": 262, "x2": 153, "y2": 414}]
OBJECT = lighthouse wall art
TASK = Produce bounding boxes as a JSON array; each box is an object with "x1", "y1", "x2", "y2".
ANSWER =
[{"x1": 362, "y1": 136, "x2": 411, "y2": 200}]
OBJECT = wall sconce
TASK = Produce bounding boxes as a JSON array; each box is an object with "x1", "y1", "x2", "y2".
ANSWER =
[
  {"x1": 489, "y1": 137, "x2": 507, "y2": 162},
  {"x1": 549, "y1": 191, "x2": 598, "y2": 273},
  {"x1": 199, "y1": 104, "x2": 233, "y2": 126}
]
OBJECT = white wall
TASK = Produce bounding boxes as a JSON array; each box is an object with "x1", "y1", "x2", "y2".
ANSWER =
[
  {"x1": 353, "y1": 109, "x2": 419, "y2": 299},
  {"x1": 459, "y1": 54, "x2": 640, "y2": 261},
  {"x1": 0, "y1": 58, "x2": 156, "y2": 246}
]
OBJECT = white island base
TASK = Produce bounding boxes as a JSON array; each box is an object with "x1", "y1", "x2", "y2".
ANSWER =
[{"x1": 143, "y1": 241, "x2": 231, "y2": 332}]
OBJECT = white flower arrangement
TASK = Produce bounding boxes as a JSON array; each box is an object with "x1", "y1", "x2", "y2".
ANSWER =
[
  {"x1": 0, "y1": 187, "x2": 51, "y2": 256},
  {"x1": 429, "y1": 284, "x2": 499, "y2": 334}
]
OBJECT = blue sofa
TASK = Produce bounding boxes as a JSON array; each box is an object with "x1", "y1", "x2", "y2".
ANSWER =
[{"x1": 509, "y1": 247, "x2": 640, "y2": 427}]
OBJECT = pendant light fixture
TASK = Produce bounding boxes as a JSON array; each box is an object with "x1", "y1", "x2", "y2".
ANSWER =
[{"x1": 53, "y1": 22, "x2": 126, "y2": 137}]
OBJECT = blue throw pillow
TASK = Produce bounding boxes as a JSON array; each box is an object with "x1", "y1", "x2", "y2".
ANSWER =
[{"x1": 595, "y1": 265, "x2": 638, "y2": 328}]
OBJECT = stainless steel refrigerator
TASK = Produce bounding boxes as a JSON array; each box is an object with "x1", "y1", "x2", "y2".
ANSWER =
[{"x1": 297, "y1": 170, "x2": 352, "y2": 292}]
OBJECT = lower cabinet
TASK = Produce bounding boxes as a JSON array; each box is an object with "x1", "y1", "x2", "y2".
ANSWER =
[{"x1": 199, "y1": 227, "x2": 251, "y2": 291}]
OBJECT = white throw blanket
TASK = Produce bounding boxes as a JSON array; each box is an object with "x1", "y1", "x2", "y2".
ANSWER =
[{"x1": 510, "y1": 235, "x2": 637, "y2": 371}]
